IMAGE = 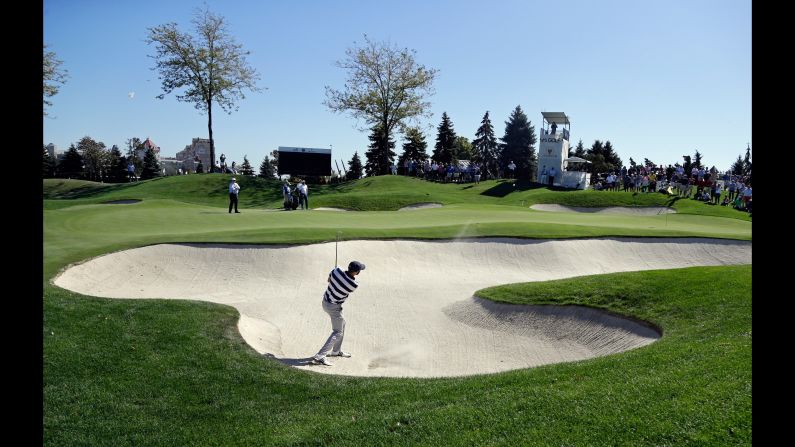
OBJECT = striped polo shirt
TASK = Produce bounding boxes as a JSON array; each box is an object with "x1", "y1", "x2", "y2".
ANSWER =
[{"x1": 323, "y1": 267, "x2": 358, "y2": 304}]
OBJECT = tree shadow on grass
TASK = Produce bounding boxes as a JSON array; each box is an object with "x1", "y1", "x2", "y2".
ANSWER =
[{"x1": 480, "y1": 180, "x2": 580, "y2": 197}]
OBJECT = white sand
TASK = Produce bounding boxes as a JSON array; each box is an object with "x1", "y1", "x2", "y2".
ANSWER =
[
  {"x1": 398, "y1": 203, "x2": 443, "y2": 211},
  {"x1": 530, "y1": 204, "x2": 676, "y2": 215},
  {"x1": 54, "y1": 238, "x2": 750, "y2": 378},
  {"x1": 313, "y1": 207, "x2": 351, "y2": 211}
]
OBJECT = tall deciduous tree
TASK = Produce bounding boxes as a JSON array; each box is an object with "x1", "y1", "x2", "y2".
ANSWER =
[
  {"x1": 347, "y1": 151, "x2": 364, "y2": 180},
  {"x1": 472, "y1": 111, "x2": 499, "y2": 178},
  {"x1": 499, "y1": 105, "x2": 537, "y2": 180},
  {"x1": 147, "y1": 7, "x2": 261, "y2": 173},
  {"x1": 43, "y1": 44, "x2": 68, "y2": 116},
  {"x1": 398, "y1": 127, "x2": 429, "y2": 167},
  {"x1": 325, "y1": 35, "x2": 437, "y2": 164},
  {"x1": 77, "y1": 136, "x2": 107, "y2": 182},
  {"x1": 432, "y1": 112, "x2": 457, "y2": 164},
  {"x1": 453, "y1": 136, "x2": 473, "y2": 161}
]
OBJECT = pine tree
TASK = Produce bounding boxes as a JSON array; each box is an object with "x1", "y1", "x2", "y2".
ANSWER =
[
  {"x1": 731, "y1": 155, "x2": 744, "y2": 175},
  {"x1": 498, "y1": 106, "x2": 537, "y2": 180},
  {"x1": 347, "y1": 151, "x2": 364, "y2": 180},
  {"x1": 240, "y1": 155, "x2": 254, "y2": 176},
  {"x1": 398, "y1": 127, "x2": 429, "y2": 168},
  {"x1": 432, "y1": 112, "x2": 457, "y2": 165},
  {"x1": 140, "y1": 147, "x2": 161, "y2": 179},
  {"x1": 57, "y1": 144, "x2": 83, "y2": 179},
  {"x1": 628, "y1": 157, "x2": 636, "y2": 168},
  {"x1": 693, "y1": 150, "x2": 703, "y2": 169},
  {"x1": 471, "y1": 111, "x2": 499, "y2": 178},
  {"x1": 682, "y1": 156, "x2": 692, "y2": 176},
  {"x1": 743, "y1": 145, "x2": 752, "y2": 175},
  {"x1": 108, "y1": 145, "x2": 129, "y2": 183},
  {"x1": 573, "y1": 139, "x2": 586, "y2": 158},
  {"x1": 602, "y1": 141, "x2": 622, "y2": 170},
  {"x1": 364, "y1": 124, "x2": 395, "y2": 176},
  {"x1": 42, "y1": 146, "x2": 56, "y2": 178},
  {"x1": 259, "y1": 155, "x2": 275, "y2": 178}
]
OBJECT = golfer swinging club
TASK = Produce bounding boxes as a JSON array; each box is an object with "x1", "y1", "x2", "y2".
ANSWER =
[{"x1": 310, "y1": 260, "x2": 366, "y2": 366}]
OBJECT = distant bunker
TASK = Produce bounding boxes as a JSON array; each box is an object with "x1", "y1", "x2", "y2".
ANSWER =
[
  {"x1": 530, "y1": 204, "x2": 676, "y2": 215},
  {"x1": 54, "y1": 238, "x2": 750, "y2": 378},
  {"x1": 102, "y1": 199, "x2": 142, "y2": 204}
]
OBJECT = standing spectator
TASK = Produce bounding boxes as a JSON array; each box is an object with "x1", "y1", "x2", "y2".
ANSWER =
[
  {"x1": 540, "y1": 165, "x2": 548, "y2": 185},
  {"x1": 507, "y1": 160, "x2": 516, "y2": 179},
  {"x1": 551, "y1": 121, "x2": 557, "y2": 134},
  {"x1": 220, "y1": 153, "x2": 226, "y2": 166},
  {"x1": 228, "y1": 177, "x2": 240, "y2": 213},
  {"x1": 282, "y1": 181, "x2": 292, "y2": 210},
  {"x1": 548, "y1": 166, "x2": 557, "y2": 186},
  {"x1": 297, "y1": 180, "x2": 309, "y2": 210},
  {"x1": 127, "y1": 161, "x2": 136, "y2": 182}
]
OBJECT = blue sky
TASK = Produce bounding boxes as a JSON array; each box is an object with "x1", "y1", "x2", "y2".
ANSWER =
[{"x1": 43, "y1": 0, "x2": 751, "y2": 172}]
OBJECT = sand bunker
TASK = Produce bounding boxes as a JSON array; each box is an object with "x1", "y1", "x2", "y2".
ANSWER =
[
  {"x1": 398, "y1": 203, "x2": 443, "y2": 211},
  {"x1": 54, "y1": 238, "x2": 750, "y2": 378},
  {"x1": 313, "y1": 207, "x2": 351, "y2": 211},
  {"x1": 102, "y1": 199, "x2": 141, "y2": 204},
  {"x1": 530, "y1": 204, "x2": 676, "y2": 215}
]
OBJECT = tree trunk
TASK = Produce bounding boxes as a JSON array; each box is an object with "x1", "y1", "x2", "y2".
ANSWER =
[{"x1": 207, "y1": 98, "x2": 215, "y2": 173}]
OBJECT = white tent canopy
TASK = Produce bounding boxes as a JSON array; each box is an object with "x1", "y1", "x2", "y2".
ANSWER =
[{"x1": 564, "y1": 156, "x2": 591, "y2": 163}]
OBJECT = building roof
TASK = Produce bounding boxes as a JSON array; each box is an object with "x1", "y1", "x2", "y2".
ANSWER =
[{"x1": 541, "y1": 112, "x2": 570, "y2": 125}]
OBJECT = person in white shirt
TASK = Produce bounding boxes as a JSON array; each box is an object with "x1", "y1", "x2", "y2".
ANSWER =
[
  {"x1": 228, "y1": 177, "x2": 240, "y2": 213},
  {"x1": 507, "y1": 160, "x2": 516, "y2": 179},
  {"x1": 297, "y1": 180, "x2": 309, "y2": 210},
  {"x1": 548, "y1": 166, "x2": 557, "y2": 186}
]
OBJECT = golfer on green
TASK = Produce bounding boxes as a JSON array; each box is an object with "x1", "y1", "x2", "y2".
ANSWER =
[{"x1": 310, "y1": 261, "x2": 365, "y2": 366}]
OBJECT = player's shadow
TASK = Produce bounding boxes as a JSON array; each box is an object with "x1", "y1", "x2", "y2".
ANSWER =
[{"x1": 261, "y1": 353, "x2": 315, "y2": 367}]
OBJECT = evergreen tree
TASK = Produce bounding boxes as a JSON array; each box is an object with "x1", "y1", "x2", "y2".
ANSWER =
[
  {"x1": 108, "y1": 145, "x2": 129, "y2": 183},
  {"x1": 498, "y1": 105, "x2": 537, "y2": 180},
  {"x1": 572, "y1": 139, "x2": 586, "y2": 158},
  {"x1": 43, "y1": 146, "x2": 56, "y2": 178},
  {"x1": 347, "y1": 151, "x2": 364, "y2": 180},
  {"x1": 628, "y1": 156, "x2": 636, "y2": 168},
  {"x1": 682, "y1": 155, "x2": 692, "y2": 176},
  {"x1": 126, "y1": 137, "x2": 144, "y2": 174},
  {"x1": 398, "y1": 127, "x2": 429, "y2": 168},
  {"x1": 269, "y1": 149, "x2": 280, "y2": 176},
  {"x1": 240, "y1": 155, "x2": 254, "y2": 176},
  {"x1": 743, "y1": 145, "x2": 752, "y2": 175},
  {"x1": 471, "y1": 111, "x2": 499, "y2": 178},
  {"x1": 587, "y1": 140, "x2": 614, "y2": 174},
  {"x1": 196, "y1": 161, "x2": 205, "y2": 173},
  {"x1": 731, "y1": 155, "x2": 744, "y2": 175},
  {"x1": 364, "y1": 124, "x2": 395, "y2": 176},
  {"x1": 693, "y1": 150, "x2": 703, "y2": 169},
  {"x1": 259, "y1": 155, "x2": 275, "y2": 178},
  {"x1": 140, "y1": 147, "x2": 162, "y2": 179},
  {"x1": 643, "y1": 158, "x2": 655, "y2": 169},
  {"x1": 602, "y1": 141, "x2": 622, "y2": 170},
  {"x1": 57, "y1": 144, "x2": 83, "y2": 179},
  {"x1": 453, "y1": 136, "x2": 473, "y2": 160},
  {"x1": 432, "y1": 112, "x2": 457, "y2": 164}
]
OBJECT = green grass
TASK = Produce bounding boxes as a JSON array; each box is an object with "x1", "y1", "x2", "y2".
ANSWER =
[
  {"x1": 43, "y1": 174, "x2": 752, "y2": 445},
  {"x1": 44, "y1": 175, "x2": 752, "y2": 221}
]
